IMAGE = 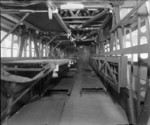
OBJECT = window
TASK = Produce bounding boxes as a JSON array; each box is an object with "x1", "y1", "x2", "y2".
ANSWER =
[
  {"x1": 26, "y1": 39, "x2": 30, "y2": 57},
  {"x1": 12, "y1": 35, "x2": 19, "y2": 57},
  {"x1": 1, "y1": 30, "x2": 20, "y2": 57},
  {"x1": 43, "y1": 44, "x2": 46, "y2": 57},
  {"x1": 131, "y1": 30, "x2": 138, "y2": 46},
  {"x1": 120, "y1": 8, "x2": 132, "y2": 20},
  {"x1": 140, "y1": 53, "x2": 148, "y2": 59},
  {"x1": 104, "y1": 44, "x2": 110, "y2": 52},
  {"x1": 13, "y1": 42, "x2": 19, "y2": 57},
  {"x1": 1, "y1": 30, "x2": 12, "y2": 57},
  {"x1": 32, "y1": 41, "x2": 36, "y2": 57}
]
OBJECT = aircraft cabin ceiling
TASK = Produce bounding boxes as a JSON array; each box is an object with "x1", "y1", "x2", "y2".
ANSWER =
[{"x1": 0, "y1": 0, "x2": 138, "y2": 46}]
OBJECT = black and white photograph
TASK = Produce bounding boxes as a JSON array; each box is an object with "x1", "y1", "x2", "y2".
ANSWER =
[{"x1": 0, "y1": 0, "x2": 150, "y2": 125}]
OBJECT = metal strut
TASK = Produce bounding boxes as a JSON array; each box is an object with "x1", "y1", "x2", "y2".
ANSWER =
[
  {"x1": 49, "y1": 41, "x2": 62, "y2": 55},
  {"x1": 0, "y1": 13, "x2": 30, "y2": 43}
]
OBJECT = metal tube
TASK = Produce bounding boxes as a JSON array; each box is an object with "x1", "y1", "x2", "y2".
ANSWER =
[
  {"x1": 52, "y1": 41, "x2": 62, "y2": 50},
  {"x1": 80, "y1": 9, "x2": 109, "y2": 28},
  {"x1": 46, "y1": 34, "x2": 68, "y2": 45},
  {"x1": 83, "y1": 31, "x2": 97, "y2": 40},
  {"x1": 49, "y1": 41, "x2": 62, "y2": 55},
  {"x1": 1, "y1": 13, "x2": 30, "y2": 43},
  {"x1": 47, "y1": 35, "x2": 57, "y2": 45},
  {"x1": 1, "y1": 9, "x2": 48, "y2": 13}
]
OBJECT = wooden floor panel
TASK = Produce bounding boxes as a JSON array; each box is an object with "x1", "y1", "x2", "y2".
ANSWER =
[
  {"x1": 7, "y1": 97, "x2": 66, "y2": 125},
  {"x1": 6, "y1": 64, "x2": 128, "y2": 125},
  {"x1": 60, "y1": 68, "x2": 128, "y2": 125}
]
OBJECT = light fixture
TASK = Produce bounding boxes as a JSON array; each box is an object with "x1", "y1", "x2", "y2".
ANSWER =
[
  {"x1": 109, "y1": 9, "x2": 113, "y2": 13},
  {"x1": 60, "y1": 3, "x2": 84, "y2": 10},
  {"x1": 47, "y1": 0, "x2": 58, "y2": 20}
]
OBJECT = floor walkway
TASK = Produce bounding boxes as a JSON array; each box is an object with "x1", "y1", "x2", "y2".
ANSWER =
[
  {"x1": 59, "y1": 64, "x2": 128, "y2": 125},
  {"x1": 7, "y1": 63, "x2": 128, "y2": 125}
]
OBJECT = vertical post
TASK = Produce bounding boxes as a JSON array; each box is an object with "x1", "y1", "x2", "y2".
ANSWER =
[
  {"x1": 18, "y1": 35, "x2": 26, "y2": 57},
  {"x1": 33, "y1": 37, "x2": 40, "y2": 58},
  {"x1": 110, "y1": 11, "x2": 116, "y2": 53},
  {"x1": 98, "y1": 29, "x2": 105, "y2": 55},
  {"x1": 96, "y1": 43, "x2": 99, "y2": 55},
  {"x1": 11, "y1": 35, "x2": 14, "y2": 57},
  {"x1": 138, "y1": 2, "x2": 150, "y2": 124},
  {"x1": 3, "y1": 83, "x2": 16, "y2": 125},
  {"x1": 136, "y1": 3, "x2": 150, "y2": 122},
  {"x1": 125, "y1": 26, "x2": 136, "y2": 124},
  {"x1": 114, "y1": 6, "x2": 124, "y2": 50},
  {"x1": 43, "y1": 44, "x2": 45, "y2": 57},
  {"x1": 31, "y1": 31, "x2": 39, "y2": 58},
  {"x1": 29, "y1": 32, "x2": 32, "y2": 57},
  {"x1": 38, "y1": 39, "x2": 42, "y2": 58},
  {"x1": 41, "y1": 43, "x2": 44, "y2": 58},
  {"x1": 136, "y1": 15, "x2": 143, "y2": 119},
  {"x1": 24, "y1": 39, "x2": 27, "y2": 57},
  {"x1": 16, "y1": 33, "x2": 20, "y2": 57},
  {"x1": 47, "y1": 44, "x2": 50, "y2": 57}
]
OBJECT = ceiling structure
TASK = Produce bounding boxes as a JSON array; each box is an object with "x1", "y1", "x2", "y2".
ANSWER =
[{"x1": 0, "y1": 0, "x2": 135, "y2": 47}]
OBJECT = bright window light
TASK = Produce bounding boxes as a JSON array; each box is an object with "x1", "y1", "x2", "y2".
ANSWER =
[
  {"x1": 60, "y1": 3, "x2": 84, "y2": 10},
  {"x1": 140, "y1": 53, "x2": 148, "y2": 59},
  {"x1": 133, "y1": 54, "x2": 138, "y2": 62},
  {"x1": 146, "y1": 1, "x2": 150, "y2": 14}
]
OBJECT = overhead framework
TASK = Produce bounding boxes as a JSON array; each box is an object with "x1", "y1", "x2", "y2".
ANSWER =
[
  {"x1": 0, "y1": 0, "x2": 113, "y2": 47},
  {"x1": 0, "y1": 0, "x2": 150, "y2": 125},
  {"x1": 0, "y1": 0, "x2": 71, "y2": 40}
]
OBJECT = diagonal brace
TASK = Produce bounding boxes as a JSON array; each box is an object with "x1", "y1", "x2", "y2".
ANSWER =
[{"x1": 1, "y1": 13, "x2": 30, "y2": 43}]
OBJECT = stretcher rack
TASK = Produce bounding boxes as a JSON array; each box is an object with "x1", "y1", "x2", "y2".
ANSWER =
[{"x1": 1, "y1": 58, "x2": 76, "y2": 123}]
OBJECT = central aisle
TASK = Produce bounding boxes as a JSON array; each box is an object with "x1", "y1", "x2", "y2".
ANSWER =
[
  {"x1": 6, "y1": 60, "x2": 129, "y2": 125},
  {"x1": 59, "y1": 62, "x2": 128, "y2": 125}
]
